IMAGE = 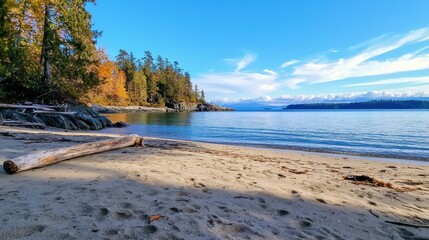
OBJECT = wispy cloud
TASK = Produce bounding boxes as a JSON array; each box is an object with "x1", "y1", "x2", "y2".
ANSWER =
[
  {"x1": 196, "y1": 28, "x2": 429, "y2": 102},
  {"x1": 343, "y1": 76, "x2": 429, "y2": 87},
  {"x1": 195, "y1": 53, "x2": 280, "y2": 98},
  {"x1": 225, "y1": 53, "x2": 256, "y2": 72},
  {"x1": 286, "y1": 28, "x2": 429, "y2": 87},
  {"x1": 280, "y1": 60, "x2": 299, "y2": 68}
]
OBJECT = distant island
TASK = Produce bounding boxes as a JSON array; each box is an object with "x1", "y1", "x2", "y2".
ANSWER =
[{"x1": 285, "y1": 100, "x2": 429, "y2": 109}]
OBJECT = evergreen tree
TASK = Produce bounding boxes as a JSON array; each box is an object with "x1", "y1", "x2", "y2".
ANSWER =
[
  {"x1": 143, "y1": 51, "x2": 157, "y2": 104},
  {"x1": 194, "y1": 84, "x2": 200, "y2": 102},
  {"x1": 0, "y1": 0, "x2": 100, "y2": 102},
  {"x1": 116, "y1": 49, "x2": 136, "y2": 92},
  {"x1": 200, "y1": 90, "x2": 206, "y2": 103}
]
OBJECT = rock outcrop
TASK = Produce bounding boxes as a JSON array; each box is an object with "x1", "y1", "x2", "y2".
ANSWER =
[
  {"x1": 167, "y1": 102, "x2": 234, "y2": 112},
  {"x1": 0, "y1": 104, "x2": 112, "y2": 130},
  {"x1": 168, "y1": 102, "x2": 198, "y2": 112},
  {"x1": 195, "y1": 103, "x2": 234, "y2": 112}
]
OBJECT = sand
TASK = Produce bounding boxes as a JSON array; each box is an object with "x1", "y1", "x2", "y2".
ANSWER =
[{"x1": 0, "y1": 126, "x2": 428, "y2": 240}]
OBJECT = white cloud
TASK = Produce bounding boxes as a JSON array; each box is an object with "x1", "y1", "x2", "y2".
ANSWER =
[
  {"x1": 225, "y1": 53, "x2": 256, "y2": 72},
  {"x1": 212, "y1": 90, "x2": 429, "y2": 107},
  {"x1": 195, "y1": 69, "x2": 279, "y2": 99},
  {"x1": 343, "y1": 76, "x2": 429, "y2": 87},
  {"x1": 195, "y1": 53, "x2": 280, "y2": 99},
  {"x1": 286, "y1": 28, "x2": 429, "y2": 87},
  {"x1": 280, "y1": 60, "x2": 299, "y2": 68}
]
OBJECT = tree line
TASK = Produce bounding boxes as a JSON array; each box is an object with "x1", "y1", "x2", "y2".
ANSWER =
[
  {"x1": 285, "y1": 100, "x2": 429, "y2": 109},
  {"x1": 0, "y1": 0, "x2": 205, "y2": 106}
]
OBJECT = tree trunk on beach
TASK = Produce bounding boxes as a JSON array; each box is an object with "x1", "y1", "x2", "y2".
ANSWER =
[{"x1": 3, "y1": 134, "x2": 143, "y2": 174}]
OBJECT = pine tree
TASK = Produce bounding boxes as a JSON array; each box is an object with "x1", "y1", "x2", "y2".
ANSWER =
[{"x1": 201, "y1": 90, "x2": 206, "y2": 103}]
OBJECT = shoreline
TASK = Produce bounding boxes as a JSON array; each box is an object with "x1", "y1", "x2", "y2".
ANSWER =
[
  {"x1": 99, "y1": 129, "x2": 429, "y2": 164},
  {"x1": 1, "y1": 126, "x2": 428, "y2": 239},
  {"x1": 5, "y1": 125, "x2": 429, "y2": 165},
  {"x1": 180, "y1": 140, "x2": 429, "y2": 164}
]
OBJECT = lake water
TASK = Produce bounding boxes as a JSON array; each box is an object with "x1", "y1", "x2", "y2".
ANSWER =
[{"x1": 100, "y1": 110, "x2": 429, "y2": 161}]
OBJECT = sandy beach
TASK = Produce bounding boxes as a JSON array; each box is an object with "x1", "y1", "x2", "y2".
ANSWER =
[{"x1": 0, "y1": 126, "x2": 428, "y2": 240}]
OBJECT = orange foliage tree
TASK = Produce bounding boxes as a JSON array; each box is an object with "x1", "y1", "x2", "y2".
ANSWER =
[{"x1": 84, "y1": 49, "x2": 129, "y2": 105}]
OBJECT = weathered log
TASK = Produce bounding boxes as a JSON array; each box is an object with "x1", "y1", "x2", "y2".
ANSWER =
[
  {"x1": 33, "y1": 110, "x2": 76, "y2": 115},
  {"x1": 0, "y1": 121, "x2": 46, "y2": 129},
  {"x1": 3, "y1": 134, "x2": 143, "y2": 174},
  {"x1": 0, "y1": 103, "x2": 55, "y2": 111}
]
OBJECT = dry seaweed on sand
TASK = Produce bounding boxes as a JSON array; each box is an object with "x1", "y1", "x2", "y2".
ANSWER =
[{"x1": 343, "y1": 175, "x2": 412, "y2": 192}]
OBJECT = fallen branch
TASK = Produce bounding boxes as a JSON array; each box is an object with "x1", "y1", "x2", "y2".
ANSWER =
[
  {"x1": 384, "y1": 221, "x2": 429, "y2": 229},
  {"x1": 3, "y1": 134, "x2": 143, "y2": 174}
]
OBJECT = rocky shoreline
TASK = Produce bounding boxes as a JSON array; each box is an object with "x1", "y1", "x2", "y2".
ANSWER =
[
  {"x1": 92, "y1": 102, "x2": 233, "y2": 114},
  {"x1": 0, "y1": 102, "x2": 233, "y2": 131},
  {"x1": 0, "y1": 104, "x2": 111, "y2": 130}
]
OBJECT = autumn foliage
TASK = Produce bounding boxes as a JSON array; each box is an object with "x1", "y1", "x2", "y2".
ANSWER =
[
  {"x1": 84, "y1": 50, "x2": 129, "y2": 106},
  {"x1": 84, "y1": 48, "x2": 205, "y2": 106},
  {"x1": 0, "y1": 0, "x2": 205, "y2": 106}
]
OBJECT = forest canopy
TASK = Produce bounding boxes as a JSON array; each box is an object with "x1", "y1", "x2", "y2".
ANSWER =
[{"x1": 0, "y1": 0, "x2": 205, "y2": 106}]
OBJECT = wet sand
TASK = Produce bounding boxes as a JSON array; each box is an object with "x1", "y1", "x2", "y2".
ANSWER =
[{"x1": 0, "y1": 126, "x2": 428, "y2": 239}]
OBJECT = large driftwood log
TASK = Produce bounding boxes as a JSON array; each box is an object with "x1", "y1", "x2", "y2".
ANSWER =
[
  {"x1": 0, "y1": 103, "x2": 55, "y2": 111},
  {"x1": 33, "y1": 110, "x2": 76, "y2": 115},
  {"x1": 3, "y1": 134, "x2": 143, "y2": 174}
]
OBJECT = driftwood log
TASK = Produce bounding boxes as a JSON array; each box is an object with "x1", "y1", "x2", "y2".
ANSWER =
[
  {"x1": 3, "y1": 134, "x2": 143, "y2": 174},
  {"x1": 0, "y1": 103, "x2": 55, "y2": 111}
]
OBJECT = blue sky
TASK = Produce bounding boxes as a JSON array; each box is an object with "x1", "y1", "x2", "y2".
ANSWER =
[{"x1": 88, "y1": 1, "x2": 429, "y2": 107}]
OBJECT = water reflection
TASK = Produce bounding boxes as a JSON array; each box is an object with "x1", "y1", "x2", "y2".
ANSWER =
[
  {"x1": 101, "y1": 111, "x2": 429, "y2": 160},
  {"x1": 104, "y1": 112, "x2": 192, "y2": 126}
]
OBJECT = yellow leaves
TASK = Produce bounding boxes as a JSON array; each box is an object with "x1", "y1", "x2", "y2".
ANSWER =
[{"x1": 85, "y1": 49, "x2": 129, "y2": 106}]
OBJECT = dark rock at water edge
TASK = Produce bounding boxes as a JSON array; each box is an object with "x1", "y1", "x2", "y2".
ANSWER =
[
  {"x1": 0, "y1": 104, "x2": 112, "y2": 130},
  {"x1": 168, "y1": 102, "x2": 234, "y2": 112},
  {"x1": 113, "y1": 121, "x2": 128, "y2": 128},
  {"x1": 195, "y1": 103, "x2": 234, "y2": 112},
  {"x1": 168, "y1": 102, "x2": 198, "y2": 112}
]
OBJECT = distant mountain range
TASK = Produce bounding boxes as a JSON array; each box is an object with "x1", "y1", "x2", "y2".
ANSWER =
[{"x1": 285, "y1": 100, "x2": 429, "y2": 109}]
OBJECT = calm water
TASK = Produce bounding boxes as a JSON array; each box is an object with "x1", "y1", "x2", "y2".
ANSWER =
[{"x1": 101, "y1": 110, "x2": 429, "y2": 161}]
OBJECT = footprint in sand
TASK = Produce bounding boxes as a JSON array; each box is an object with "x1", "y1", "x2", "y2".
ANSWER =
[
  {"x1": 79, "y1": 205, "x2": 94, "y2": 216},
  {"x1": 99, "y1": 207, "x2": 109, "y2": 217},
  {"x1": 119, "y1": 202, "x2": 133, "y2": 209},
  {"x1": 316, "y1": 198, "x2": 327, "y2": 204},
  {"x1": 104, "y1": 228, "x2": 121, "y2": 236},
  {"x1": 277, "y1": 209, "x2": 290, "y2": 216},
  {"x1": 147, "y1": 189, "x2": 160, "y2": 196},
  {"x1": 113, "y1": 211, "x2": 133, "y2": 220},
  {"x1": 298, "y1": 220, "x2": 312, "y2": 228},
  {"x1": 170, "y1": 207, "x2": 180, "y2": 213},
  {"x1": 0, "y1": 225, "x2": 46, "y2": 239},
  {"x1": 182, "y1": 207, "x2": 198, "y2": 213},
  {"x1": 130, "y1": 225, "x2": 157, "y2": 236},
  {"x1": 222, "y1": 223, "x2": 254, "y2": 234}
]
